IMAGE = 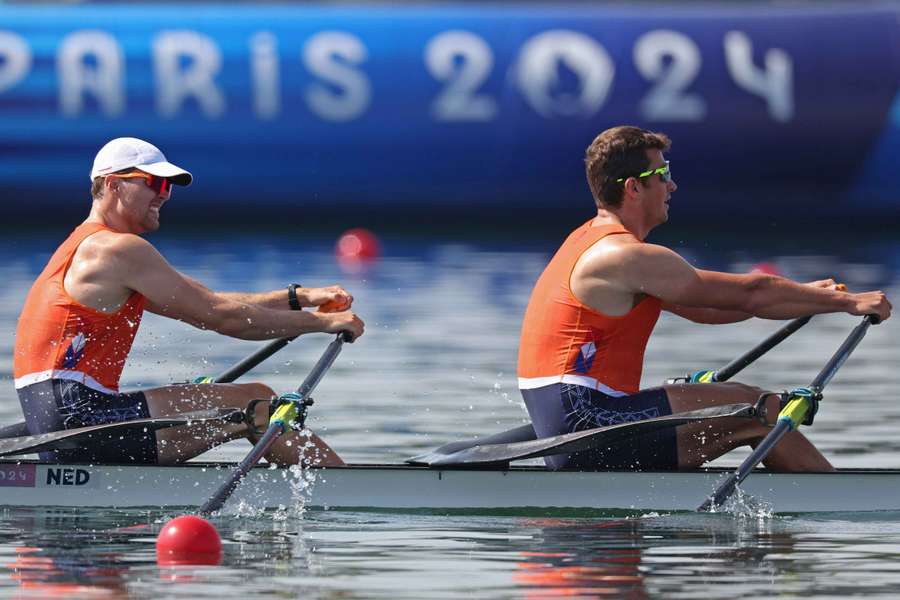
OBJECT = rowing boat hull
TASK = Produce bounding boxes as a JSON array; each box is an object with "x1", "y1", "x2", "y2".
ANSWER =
[{"x1": 0, "y1": 461, "x2": 897, "y2": 513}]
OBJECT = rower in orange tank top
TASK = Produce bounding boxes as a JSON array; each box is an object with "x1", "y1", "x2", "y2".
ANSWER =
[
  {"x1": 517, "y1": 220, "x2": 661, "y2": 396},
  {"x1": 517, "y1": 218, "x2": 675, "y2": 471},
  {"x1": 516, "y1": 125, "x2": 886, "y2": 473},
  {"x1": 14, "y1": 222, "x2": 145, "y2": 394}
]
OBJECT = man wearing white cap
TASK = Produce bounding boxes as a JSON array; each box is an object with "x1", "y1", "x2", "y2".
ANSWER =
[{"x1": 13, "y1": 137, "x2": 364, "y2": 466}]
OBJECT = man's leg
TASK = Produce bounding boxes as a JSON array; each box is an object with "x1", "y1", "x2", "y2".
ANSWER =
[
  {"x1": 142, "y1": 383, "x2": 344, "y2": 467},
  {"x1": 665, "y1": 382, "x2": 833, "y2": 471}
]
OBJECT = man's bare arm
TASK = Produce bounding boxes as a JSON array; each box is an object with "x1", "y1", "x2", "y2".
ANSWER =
[
  {"x1": 112, "y1": 236, "x2": 363, "y2": 340},
  {"x1": 661, "y1": 303, "x2": 752, "y2": 324},
  {"x1": 181, "y1": 275, "x2": 353, "y2": 312},
  {"x1": 619, "y1": 244, "x2": 891, "y2": 321}
]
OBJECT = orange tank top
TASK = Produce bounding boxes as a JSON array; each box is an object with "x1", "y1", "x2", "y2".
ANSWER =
[
  {"x1": 517, "y1": 220, "x2": 661, "y2": 395},
  {"x1": 13, "y1": 223, "x2": 146, "y2": 393}
]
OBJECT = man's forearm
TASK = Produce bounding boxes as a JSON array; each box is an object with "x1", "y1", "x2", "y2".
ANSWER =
[
  {"x1": 745, "y1": 277, "x2": 853, "y2": 319},
  {"x1": 218, "y1": 289, "x2": 290, "y2": 309},
  {"x1": 664, "y1": 304, "x2": 752, "y2": 324}
]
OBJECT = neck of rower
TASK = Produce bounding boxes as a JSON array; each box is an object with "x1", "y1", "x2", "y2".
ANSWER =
[
  {"x1": 85, "y1": 196, "x2": 135, "y2": 234},
  {"x1": 591, "y1": 207, "x2": 650, "y2": 240}
]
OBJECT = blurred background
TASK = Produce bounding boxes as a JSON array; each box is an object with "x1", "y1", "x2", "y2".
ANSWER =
[
  {"x1": 0, "y1": 0, "x2": 897, "y2": 229},
  {"x1": 0, "y1": 0, "x2": 898, "y2": 465}
]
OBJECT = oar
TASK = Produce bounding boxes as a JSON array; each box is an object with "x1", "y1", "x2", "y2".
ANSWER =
[
  {"x1": 679, "y1": 316, "x2": 812, "y2": 383},
  {"x1": 712, "y1": 315, "x2": 812, "y2": 382},
  {"x1": 210, "y1": 336, "x2": 297, "y2": 384},
  {"x1": 698, "y1": 314, "x2": 878, "y2": 512},
  {"x1": 198, "y1": 332, "x2": 349, "y2": 515}
]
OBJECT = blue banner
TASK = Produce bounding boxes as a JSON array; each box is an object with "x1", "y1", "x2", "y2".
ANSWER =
[{"x1": 0, "y1": 3, "x2": 898, "y2": 220}]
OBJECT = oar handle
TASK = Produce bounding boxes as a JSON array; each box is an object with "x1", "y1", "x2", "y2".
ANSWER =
[{"x1": 713, "y1": 316, "x2": 812, "y2": 382}]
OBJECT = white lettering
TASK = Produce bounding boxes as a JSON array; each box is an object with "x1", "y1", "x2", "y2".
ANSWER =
[
  {"x1": 0, "y1": 31, "x2": 31, "y2": 94},
  {"x1": 57, "y1": 31, "x2": 124, "y2": 117},
  {"x1": 516, "y1": 30, "x2": 614, "y2": 118},
  {"x1": 634, "y1": 30, "x2": 706, "y2": 121},
  {"x1": 724, "y1": 31, "x2": 793, "y2": 122},
  {"x1": 153, "y1": 30, "x2": 225, "y2": 119},
  {"x1": 425, "y1": 30, "x2": 496, "y2": 122},
  {"x1": 303, "y1": 31, "x2": 370, "y2": 122},
  {"x1": 250, "y1": 31, "x2": 280, "y2": 120}
]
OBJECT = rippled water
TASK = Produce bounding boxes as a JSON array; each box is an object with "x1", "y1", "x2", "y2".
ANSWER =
[{"x1": 0, "y1": 226, "x2": 898, "y2": 597}]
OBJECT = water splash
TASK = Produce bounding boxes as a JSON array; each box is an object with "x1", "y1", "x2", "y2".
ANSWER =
[{"x1": 705, "y1": 484, "x2": 774, "y2": 520}]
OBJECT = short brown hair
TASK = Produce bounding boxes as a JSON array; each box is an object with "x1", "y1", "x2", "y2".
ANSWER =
[
  {"x1": 584, "y1": 126, "x2": 671, "y2": 208},
  {"x1": 91, "y1": 177, "x2": 105, "y2": 201}
]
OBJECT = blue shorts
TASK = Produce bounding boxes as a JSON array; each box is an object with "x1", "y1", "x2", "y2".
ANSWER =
[
  {"x1": 16, "y1": 379, "x2": 159, "y2": 464},
  {"x1": 521, "y1": 383, "x2": 678, "y2": 471}
]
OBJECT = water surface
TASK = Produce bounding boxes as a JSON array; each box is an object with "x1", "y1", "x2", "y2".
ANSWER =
[{"x1": 0, "y1": 228, "x2": 898, "y2": 597}]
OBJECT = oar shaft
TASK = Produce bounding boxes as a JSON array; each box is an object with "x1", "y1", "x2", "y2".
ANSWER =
[
  {"x1": 296, "y1": 333, "x2": 348, "y2": 397},
  {"x1": 199, "y1": 423, "x2": 283, "y2": 515},
  {"x1": 810, "y1": 315, "x2": 876, "y2": 391},
  {"x1": 698, "y1": 419, "x2": 792, "y2": 511},
  {"x1": 198, "y1": 333, "x2": 348, "y2": 515},
  {"x1": 714, "y1": 316, "x2": 811, "y2": 382},
  {"x1": 213, "y1": 336, "x2": 297, "y2": 383},
  {"x1": 699, "y1": 314, "x2": 875, "y2": 511}
]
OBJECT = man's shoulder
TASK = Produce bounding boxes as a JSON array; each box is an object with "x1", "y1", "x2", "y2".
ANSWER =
[
  {"x1": 72, "y1": 231, "x2": 163, "y2": 277},
  {"x1": 79, "y1": 229, "x2": 154, "y2": 256},
  {"x1": 581, "y1": 235, "x2": 664, "y2": 265}
]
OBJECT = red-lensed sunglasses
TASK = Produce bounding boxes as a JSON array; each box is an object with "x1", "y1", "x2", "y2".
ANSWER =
[{"x1": 106, "y1": 171, "x2": 171, "y2": 196}]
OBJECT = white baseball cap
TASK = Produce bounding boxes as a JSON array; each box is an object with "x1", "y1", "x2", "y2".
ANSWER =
[{"x1": 90, "y1": 137, "x2": 192, "y2": 186}]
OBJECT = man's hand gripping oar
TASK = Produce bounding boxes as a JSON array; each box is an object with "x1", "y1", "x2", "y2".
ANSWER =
[
  {"x1": 698, "y1": 314, "x2": 880, "y2": 512},
  {"x1": 198, "y1": 332, "x2": 351, "y2": 516}
]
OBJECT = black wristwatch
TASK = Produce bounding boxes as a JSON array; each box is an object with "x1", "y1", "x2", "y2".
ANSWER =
[{"x1": 287, "y1": 283, "x2": 303, "y2": 311}]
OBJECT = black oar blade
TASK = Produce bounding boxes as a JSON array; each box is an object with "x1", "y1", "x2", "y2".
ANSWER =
[
  {"x1": 0, "y1": 408, "x2": 243, "y2": 458},
  {"x1": 425, "y1": 404, "x2": 755, "y2": 467},
  {"x1": 407, "y1": 424, "x2": 537, "y2": 465}
]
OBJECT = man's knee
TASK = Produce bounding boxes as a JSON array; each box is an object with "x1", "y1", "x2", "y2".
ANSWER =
[{"x1": 666, "y1": 381, "x2": 768, "y2": 411}]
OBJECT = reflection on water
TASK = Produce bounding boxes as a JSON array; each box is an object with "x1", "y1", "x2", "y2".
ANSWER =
[
  {"x1": 0, "y1": 228, "x2": 898, "y2": 597},
  {"x1": 9, "y1": 508, "x2": 900, "y2": 599}
]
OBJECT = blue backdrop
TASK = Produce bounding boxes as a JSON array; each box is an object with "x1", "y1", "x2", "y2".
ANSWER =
[{"x1": 0, "y1": 3, "x2": 898, "y2": 222}]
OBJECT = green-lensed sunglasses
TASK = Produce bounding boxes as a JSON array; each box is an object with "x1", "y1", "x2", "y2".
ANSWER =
[{"x1": 616, "y1": 161, "x2": 671, "y2": 184}]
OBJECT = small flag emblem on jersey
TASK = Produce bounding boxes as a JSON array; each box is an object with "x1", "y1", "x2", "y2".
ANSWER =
[
  {"x1": 62, "y1": 333, "x2": 86, "y2": 369},
  {"x1": 574, "y1": 341, "x2": 597, "y2": 373}
]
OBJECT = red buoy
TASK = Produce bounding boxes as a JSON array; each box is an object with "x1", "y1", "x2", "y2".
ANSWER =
[
  {"x1": 156, "y1": 515, "x2": 222, "y2": 566},
  {"x1": 336, "y1": 228, "x2": 381, "y2": 262}
]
